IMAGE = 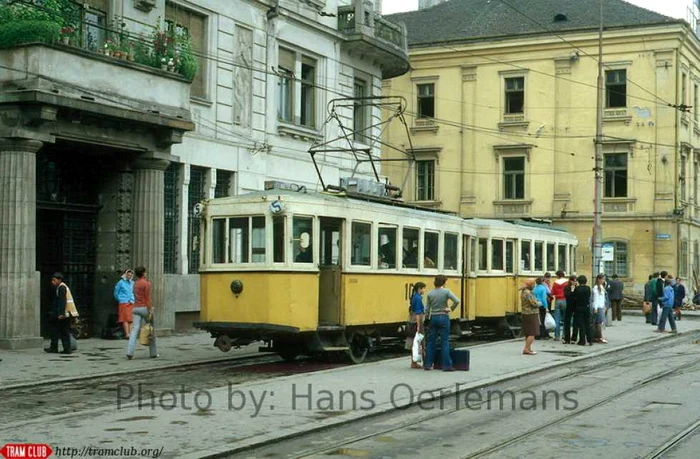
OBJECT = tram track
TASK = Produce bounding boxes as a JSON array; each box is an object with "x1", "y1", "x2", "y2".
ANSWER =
[
  {"x1": 644, "y1": 420, "x2": 700, "y2": 459},
  {"x1": 223, "y1": 332, "x2": 700, "y2": 459}
]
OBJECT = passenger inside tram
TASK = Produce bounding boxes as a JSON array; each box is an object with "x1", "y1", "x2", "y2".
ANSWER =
[
  {"x1": 379, "y1": 234, "x2": 395, "y2": 268},
  {"x1": 295, "y1": 232, "x2": 312, "y2": 263}
]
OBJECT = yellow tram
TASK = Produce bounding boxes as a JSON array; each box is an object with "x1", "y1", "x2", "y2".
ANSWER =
[{"x1": 194, "y1": 181, "x2": 578, "y2": 363}]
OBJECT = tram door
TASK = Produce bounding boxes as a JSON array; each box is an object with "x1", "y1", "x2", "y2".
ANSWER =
[
  {"x1": 461, "y1": 235, "x2": 470, "y2": 319},
  {"x1": 318, "y1": 218, "x2": 343, "y2": 325}
]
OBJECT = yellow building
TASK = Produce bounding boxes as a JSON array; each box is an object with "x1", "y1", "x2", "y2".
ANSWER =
[{"x1": 381, "y1": 0, "x2": 700, "y2": 293}]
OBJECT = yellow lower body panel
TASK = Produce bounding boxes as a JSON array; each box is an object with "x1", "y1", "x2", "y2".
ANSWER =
[
  {"x1": 473, "y1": 276, "x2": 520, "y2": 318},
  {"x1": 199, "y1": 272, "x2": 319, "y2": 332}
]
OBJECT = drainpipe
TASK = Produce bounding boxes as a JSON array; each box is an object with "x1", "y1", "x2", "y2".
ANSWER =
[{"x1": 676, "y1": 27, "x2": 690, "y2": 277}]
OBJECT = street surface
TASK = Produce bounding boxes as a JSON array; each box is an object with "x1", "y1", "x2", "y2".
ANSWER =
[{"x1": 231, "y1": 335, "x2": 700, "y2": 459}]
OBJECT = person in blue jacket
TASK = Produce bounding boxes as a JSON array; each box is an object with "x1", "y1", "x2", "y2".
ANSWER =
[
  {"x1": 114, "y1": 269, "x2": 135, "y2": 339},
  {"x1": 655, "y1": 278, "x2": 677, "y2": 333},
  {"x1": 409, "y1": 282, "x2": 426, "y2": 369},
  {"x1": 532, "y1": 277, "x2": 550, "y2": 340}
]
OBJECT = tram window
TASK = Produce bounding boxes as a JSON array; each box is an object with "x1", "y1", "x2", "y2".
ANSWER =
[
  {"x1": 521, "y1": 240, "x2": 531, "y2": 271},
  {"x1": 492, "y1": 239, "x2": 504, "y2": 271},
  {"x1": 293, "y1": 217, "x2": 313, "y2": 263},
  {"x1": 424, "y1": 231, "x2": 439, "y2": 269},
  {"x1": 506, "y1": 240, "x2": 514, "y2": 273},
  {"x1": 351, "y1": 221, "x2": 371, "y2": 266},
  {"x1": 534, "y1": 241, "x2": 543, "y2": 271},
  {"x1": 546, "y1": 243, "x2": 555, "y2": 271},
  {"x1": 444, "y1": 233, "x2": 458, "y2": 270},
  {"x1": 273, "y1": 216, "x2": 285, "y2": 263},
  {"x1": 570, "y1": 246, "x2": 577, "y2": 273},
  {"x1": 378, "y1": 226, "x2": 397, "y2": 269},
  {"x1": 402, "y1": 227, "x2": 419, "y2": 269},
  {"x1": 470, "y1": 238, "x2": 477, "y2": 272},
  {"x1": 558, "y1": 245, "x2": 567, "y2": 272},
  {"x1": 478, "y1": 238, "x2": 488, "y2": 271},
  {"x1": 212, "y1": 218, "x2": 226, "y2": 264},
  {"x1": 229, "y1": 217, "x2": 249, "y2": 263},
  {"x1": 251, "y1": 217, "x2": 266, "y2": 262}
]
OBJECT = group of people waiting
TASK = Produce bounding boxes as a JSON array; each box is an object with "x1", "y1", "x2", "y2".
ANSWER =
[
  {"x1": 43, "y1": 267, "x2": 158, "y2": 359},
  {"x1": 643, "y1": 271, "x2": 685, "y2": 333},
  {"x1": 520, "y1": 271, "x2": 623, "y2": 355}
]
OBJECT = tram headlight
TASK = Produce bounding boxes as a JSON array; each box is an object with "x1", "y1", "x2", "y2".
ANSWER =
[{"x1": 230, "y1": 279, "x2": 244, "y2": 297}]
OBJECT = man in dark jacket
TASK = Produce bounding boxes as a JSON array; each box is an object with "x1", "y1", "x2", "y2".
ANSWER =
[
  {"x1": 45, "y1": 272, "x2": 72, "y2": 354},
  {"x1": 674, "y1": 278, "x2": 686, "y2": 321},
  {"x1": 644, "y1": 274, "x2": 654, "y2": 323},
  {"x1": 607, "y1": 274, "x2": 624, "y2": 321},
  {"x1": 653, "y1": 271, "x2": 667, "y2": 326}
]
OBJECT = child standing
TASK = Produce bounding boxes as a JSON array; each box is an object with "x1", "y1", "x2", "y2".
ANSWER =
[{"x1": 409, "y1": 282, "x2": 426, "y2": 369}]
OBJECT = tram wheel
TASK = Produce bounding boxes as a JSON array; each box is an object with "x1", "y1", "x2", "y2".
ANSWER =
[{"x1": 345, "y1": 332, "x2": 369, "y2": 364}]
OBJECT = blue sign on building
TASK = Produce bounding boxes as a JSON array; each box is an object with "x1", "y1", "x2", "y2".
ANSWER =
[{"x1": 655, "y1": 233, "x2": 671, "y2": 240}]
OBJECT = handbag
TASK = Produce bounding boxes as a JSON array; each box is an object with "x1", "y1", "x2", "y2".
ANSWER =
[
  {"x1": 642, "y1": 301, "x2": 652, "y2": 314},
  {"x1": 139, "y1": 314, "x2": 154, "y2": 346}
]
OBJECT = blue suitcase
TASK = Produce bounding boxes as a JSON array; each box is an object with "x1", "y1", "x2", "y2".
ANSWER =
[{"x1": 433, "y1": 348, "x2": 470, "y2": 371}]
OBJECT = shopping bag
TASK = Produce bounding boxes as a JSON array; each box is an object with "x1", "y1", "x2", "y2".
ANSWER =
[
  {"x1": 139, "y1": 322, "x2": 154, "y2": 346},
  {"x1": 544, "y1": 311, "x2": 556, "y2": 331},
  {"x1": 412, "y1": 332, "x2": 424, "y2": 364},
  {"x1": 642, "y1": 302, "x2": 652, "y2": 314}
]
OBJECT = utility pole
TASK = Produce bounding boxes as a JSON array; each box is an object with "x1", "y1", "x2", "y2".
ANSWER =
[{"x1": 593, "y1": 0, "x2": 604, "y2": 277}]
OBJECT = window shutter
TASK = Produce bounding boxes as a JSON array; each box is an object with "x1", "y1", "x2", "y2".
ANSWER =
[
  {"x1": 189, "y1": 12, "x2": 206, "y2": 98},
  {"x1": 279, "y1": 48, "x2": 295, "y2": 73}
]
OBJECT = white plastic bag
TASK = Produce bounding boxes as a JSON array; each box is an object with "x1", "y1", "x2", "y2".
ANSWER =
[
  {"x1": 544, "y1": 311, "x2": 556, "y2": 331},
  {"x1": 412, "y1": 332, "x2": 424, "y2": 364}
]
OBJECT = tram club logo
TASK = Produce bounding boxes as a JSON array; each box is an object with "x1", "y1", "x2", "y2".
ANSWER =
[{"x1": 0, "y1": 444, "x2": 52, "y2": 459}]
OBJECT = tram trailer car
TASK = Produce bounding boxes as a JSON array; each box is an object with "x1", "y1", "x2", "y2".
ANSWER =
[{"x1": 194, "y1": 187, "x2": 578, "y2": 363}]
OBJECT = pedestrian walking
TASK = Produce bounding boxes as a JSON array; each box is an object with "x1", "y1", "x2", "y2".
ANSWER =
[
  {"x1": 674, "y1": 278, "x2": 685, "y2": 321},
  {"x1": 114, "y1": 269, "x2": 134, "y2": 339},
  {"x1": 655, "y1": 278, "x2": 678, "y2": 333},
  {"x1": 126, "y1": 266, "x2": 158, "y2": 360},
  {"x1": 644, "y1": 274, "x2": 655, "y2": 324},
  {"x1": 551, "y1": 270, "x2": 568, "y2": 340},
  {"x1": 653, "y1": 271, "x2": 667, "y2": 326},
  {"x1": 607, "y1": 274, "x2": 624, "y2": 321},
  {"x1": 533, "y1": 277, "x2": 550, "y2": 340},
  {"x1": 520, "y1": 279, "x2": 541, "y2": 355},
  {"x1": 408, "y1": 282, "x2": 426, "y2": 369},
  {"x1": 423, "y1": 275, "x2": 460, "y2": 371},
  {"x1": 592, "y1": 274, "x2": 608, "y2": 343},
  {"x1": 563, "y1": 275, "x2": 578, "y2": 344},
  {"x1": 44, "y1": 272, "x2": 76, "y2": 354},
  {"x1": 572, "y1": 275, "x2": 593, "y2": 346}
]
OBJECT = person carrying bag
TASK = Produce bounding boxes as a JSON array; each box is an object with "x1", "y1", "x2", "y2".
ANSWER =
[{"x1": 126, "y1": 266, "x2": 159, "y2": 360}]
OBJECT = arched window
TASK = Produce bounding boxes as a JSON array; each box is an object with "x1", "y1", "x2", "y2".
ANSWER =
[
  {"x1": 694, "y1": 241, "x2": 699, "y2": 278},
  {"x1": 603, "y1": 241, "x2": 628, "y2": 277},
  {"x1": 680, "y1": 240, "x2": 689, "y2": 278}
]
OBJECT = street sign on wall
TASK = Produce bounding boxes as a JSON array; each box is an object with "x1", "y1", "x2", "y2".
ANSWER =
[{"x1": 602, "y1": 244, "x2": 614, "y2": 261}]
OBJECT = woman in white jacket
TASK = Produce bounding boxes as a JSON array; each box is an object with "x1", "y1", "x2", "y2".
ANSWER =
[{"x1": 591, "y1": 274, "x2": 608, "y2": 343}]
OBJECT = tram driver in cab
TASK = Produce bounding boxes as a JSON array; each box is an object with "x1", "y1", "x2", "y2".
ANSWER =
[{"x1": 295, "y1": 232, "x2": 312, "y2": 263}]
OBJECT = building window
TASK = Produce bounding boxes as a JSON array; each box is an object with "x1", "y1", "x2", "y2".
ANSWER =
[
  {"x1": 681, "y1": 154, "x2": 687, "y2": 202},
  {"x1": 681, "y1": 240, "x2": 689, "y2": 278},
  {"x1": 604, "y1": 153, "x2": 628, "y2": 198},
  {"x1": 416, "y1": 160, "x2": 435, "y2": 201},
  {"x1": 277, "y1": 48, "x2": 317, "y2": 128},
  {"x1": 417, "y1": 83, "x2": 435, "y2": 119},
  {"x1": 695, "y1": 159, "x2": 699, "y2": 205},
  {"x1": 165, "y1": 2, "x2": 207, "y2": 99},
  {"x1": 277, "y1": 48, "x2": 295, "y2": 122},
  {"x1": 215, "y1": 170, "x2": 233, "y2": 198},
  {"x1": 605, "y1": 70, "x2": 627, "y2": 108},
  {"x1": 164, "y1": 162, "x2": 179, "y2": 273},
  {"x1": 353, "y1": 78, "x2": 367, "y2": 142},
  {"x1": 79, "y1": 0, "x2": 108, "y2": 52},
  {"x1": 603, "y1": 241, "x2": 628, "y2": 277},
  {"x1": 695, "y1": 84, "x2": 699, "y2": 123},
  {"x1": 351, "y1": 221, "x2": 371, "y2": 266},
  {"x1": 505, "y1": 77, "x2": 524, "y2": 114},
  {"x1": 694, "y1": 241, "x2": 699, "y2": 277},
  {"x1": 187, "y1": 166, "x2": 206, "y2": 274},
  {"x1": 300, "y1": 57, "x2": 316, "y2": 127},
  {"x1": 503, "y1": 156, "x2": 525, "y2": 199},
  {"x1": 682, "y1": 73, "x2": 688, "y2": 107}
]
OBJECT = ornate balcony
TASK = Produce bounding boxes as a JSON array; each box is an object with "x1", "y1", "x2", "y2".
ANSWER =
[{"x1": 338, "y1": 2, "x2": 410, "y2": 79}]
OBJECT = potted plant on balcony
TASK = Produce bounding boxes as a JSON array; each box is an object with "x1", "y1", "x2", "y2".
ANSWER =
[{"x1": 59, "y1": 26, "x2": 74, "y2": 45}]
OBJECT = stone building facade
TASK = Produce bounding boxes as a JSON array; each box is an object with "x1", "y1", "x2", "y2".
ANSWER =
[
  {"x1": 382, "y1": 0, "x2": 700, "y2": 294},
  {"x1": 0, "y1": 0, "x2": 408, "y2": 348}
]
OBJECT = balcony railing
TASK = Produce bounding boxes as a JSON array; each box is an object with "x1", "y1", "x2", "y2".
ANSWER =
[{"x1": 338, "y1": 5, "x2": 407, "y2": 51}]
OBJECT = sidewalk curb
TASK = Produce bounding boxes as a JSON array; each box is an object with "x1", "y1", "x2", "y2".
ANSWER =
[{"x1": 196, "y1": 328, "x2": 700, "y2": 459}]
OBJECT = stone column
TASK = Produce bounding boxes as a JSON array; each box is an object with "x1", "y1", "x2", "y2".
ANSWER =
[
  {"x1": 131, "y1": 157, "x2": 173, "y2": 334},
  {"x1": 0, "y1": 139, "x2": 43, "y2": 349}
]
